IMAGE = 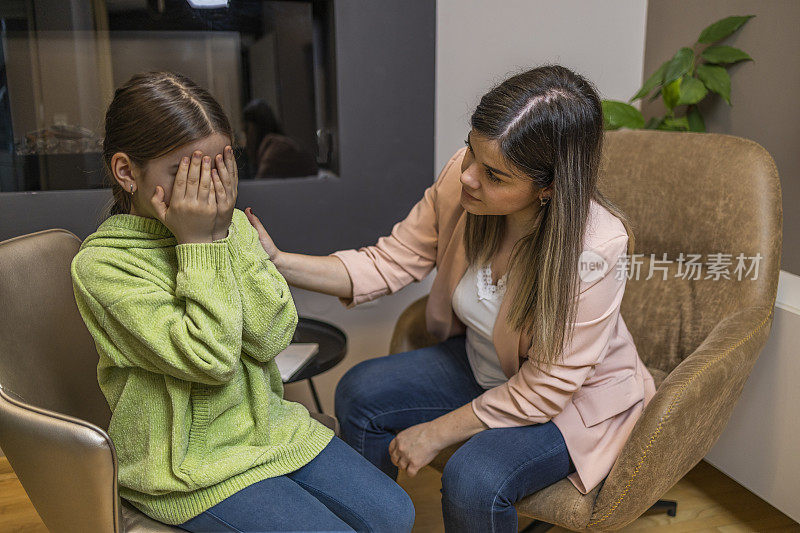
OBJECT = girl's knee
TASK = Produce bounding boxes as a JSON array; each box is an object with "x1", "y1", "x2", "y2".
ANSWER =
[
  {"x1": 394, "y1": 487, "x2": 416, "y2": 532},
  {"x1": 368, "y1": 483, "x2": 415, "y2": 532}
]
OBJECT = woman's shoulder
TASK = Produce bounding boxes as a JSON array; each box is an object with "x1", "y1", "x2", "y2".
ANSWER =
[
  {"x1": 573, "y1": 201, "x2": 630, "y2": 297},
  {"x1": 428, "y1": 147, "x2": 468, "y2": 216},
  {"x1": 584, "y1": 199, "x2": 628, "y2": 251},
  {"x1": 435, "y1": 147, "x2": 468, "y2": 189}
]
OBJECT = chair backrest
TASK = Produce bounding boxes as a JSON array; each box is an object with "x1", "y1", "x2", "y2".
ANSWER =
[
  {"x1": 599, "y1": 130, "x2": 782, "y2": 377},
  {"x1": 0, "y1": 229, "x2": 111, "y2": 429}
]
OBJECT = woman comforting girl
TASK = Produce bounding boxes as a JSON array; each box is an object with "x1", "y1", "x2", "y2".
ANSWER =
[{"x1": 73, "y1": 64, "x2": 656, "y2": 533}]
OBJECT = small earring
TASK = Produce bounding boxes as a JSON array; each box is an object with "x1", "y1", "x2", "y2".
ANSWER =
[
  {"x1": 540, "y1": 196, "x2": 550, "y2": 206},
  {"x1": 130, "y1": 184, "x2": 134, "y2": 194}
]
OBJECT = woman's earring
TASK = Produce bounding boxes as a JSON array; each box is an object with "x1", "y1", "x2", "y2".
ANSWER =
[
  {"x1": 130, "y1": 184, "x2": 134, "y2": 194},
  {"x1": 540, "y1": 196, "x2": 550, "y2": 206}
]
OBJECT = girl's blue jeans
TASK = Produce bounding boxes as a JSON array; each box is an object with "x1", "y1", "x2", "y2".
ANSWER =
[
  {"x1": 334, "y1": 334, "x2": 576, "y2": 533},
  {"x1": 175, "y1": 434, "x2": 415, "y2": 532}
]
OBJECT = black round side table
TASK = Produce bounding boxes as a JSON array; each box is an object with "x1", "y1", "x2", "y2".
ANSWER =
[{"x1": 284, "y1": 317, "x2": 348, "y2": 414}]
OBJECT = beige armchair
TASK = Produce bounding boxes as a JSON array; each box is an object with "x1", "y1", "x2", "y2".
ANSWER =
[
  {"x1": 389, "y1": 129, "x2": 782, "y2": 531},
  {"x1": 0, "y1": 229, "x2": 339, "y2": 532}
]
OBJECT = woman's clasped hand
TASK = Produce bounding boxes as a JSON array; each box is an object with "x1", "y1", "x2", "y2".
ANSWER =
[{"x1": 150, "y1": 146, "x2": 239, "y2": 244}]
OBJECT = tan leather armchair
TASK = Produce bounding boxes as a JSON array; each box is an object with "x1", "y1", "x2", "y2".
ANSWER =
[
  {"x1": 389, "y1": 129, "x2": 782, "y2": 531},
  {"x1": 0, "y1": 229, "x2": 340, "y2": 532}
]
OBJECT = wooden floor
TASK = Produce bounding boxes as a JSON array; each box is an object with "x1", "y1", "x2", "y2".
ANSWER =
[
  {"x1": 395, "y1": 460, "x2": 799, "y2": 532},
  {"x1": 1, "y1": 457, "x2": 797, "y2": 532}
]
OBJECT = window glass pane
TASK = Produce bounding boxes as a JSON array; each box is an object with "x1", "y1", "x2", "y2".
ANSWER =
[{"x1": 0, "y1": 0, "x2": 337, "y2": 192}]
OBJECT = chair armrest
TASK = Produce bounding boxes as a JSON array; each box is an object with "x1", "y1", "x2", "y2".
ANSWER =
[
  {"x1": 588, "y1": 305, "x2": 775, "y2": 530},
  {"x1": 309, "y1": 411, "x2": 340, "y2": 436},
  {"x1": 0, "y1": 387, "x2": 122, "y2": 533},
  {"x1": 389, "y1": 295, "x2": 439, "y2": 355}
]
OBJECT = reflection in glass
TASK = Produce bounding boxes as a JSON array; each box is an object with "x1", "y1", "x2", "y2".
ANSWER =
[
  {"x1": 243, "y1": 99, "x2": 318, "y2": 178},
  {"x1": 0, "y1": 0, "x2": 337, "y2": 192}
]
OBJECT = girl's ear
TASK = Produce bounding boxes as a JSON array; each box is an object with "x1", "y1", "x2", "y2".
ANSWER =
[{"x1": 110, "y1": 152, "x2": 137, "y2": 190}]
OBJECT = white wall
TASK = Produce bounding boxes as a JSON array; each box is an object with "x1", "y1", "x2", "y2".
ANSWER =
[
  {"x1": 435, "y1": 0, "x2": 649, "y2": 174},
  {"x1": 705, "y1": 272, "x2": 800, "y2": 523}
]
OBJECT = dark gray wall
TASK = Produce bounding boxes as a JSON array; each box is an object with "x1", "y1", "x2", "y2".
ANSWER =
[
  {"x1": 0, "y1": 0, "x2": 436, "y2": 257},
  {"x1": 642, "y1": 0, "x2": 798, "y2": 275}
]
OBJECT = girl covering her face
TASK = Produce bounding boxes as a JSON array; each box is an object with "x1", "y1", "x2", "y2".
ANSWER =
[{"x1": 71, "y1": 71, "x2": 414, "y2": 532}]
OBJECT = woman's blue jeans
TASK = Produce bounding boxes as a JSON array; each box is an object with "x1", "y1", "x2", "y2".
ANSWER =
[
  {"x1": 175, "y1": 435, "x2": 414, "y2": 532},
  {"x1": 334, "y1": 334, "x2": 576, "y2": 533}
]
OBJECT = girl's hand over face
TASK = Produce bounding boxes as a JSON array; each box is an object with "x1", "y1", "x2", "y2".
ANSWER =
[
  {"x1": 211, "y1": 145, "x2": 238, "y2": 241},
  {"x1": 151, "y1": 151, "x2": 216, "y2": 244}
]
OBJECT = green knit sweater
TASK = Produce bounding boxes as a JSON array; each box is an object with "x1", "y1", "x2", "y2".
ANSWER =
[{"x1": 71, "y1": 208, "x2": 334, "y2": 525}]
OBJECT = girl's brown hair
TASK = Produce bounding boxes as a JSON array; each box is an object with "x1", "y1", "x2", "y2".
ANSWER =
[
  {"x1": 101, "y1": 71, "x2": 234, "y2": 217},
  {"x1": 466, "y1": 64, "x2": 634, "y2": 372}
]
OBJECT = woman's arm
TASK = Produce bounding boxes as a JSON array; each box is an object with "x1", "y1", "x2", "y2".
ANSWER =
[
  {"x1": 275, "y1": 253, "x2": 352, "y2": 297},
  {"x1": 277, "y1": 252, "x2": 354, "y2": 298},
  {"x1": 245, "y1": 149, "x2": 466, "y2": 307}
]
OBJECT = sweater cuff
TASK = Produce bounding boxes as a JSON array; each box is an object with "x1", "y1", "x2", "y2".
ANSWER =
[{"x1": 176, "y1": 242, "x2": 230, "y2": 270}]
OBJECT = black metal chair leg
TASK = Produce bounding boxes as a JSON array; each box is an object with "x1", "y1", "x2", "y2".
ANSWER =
[
  {"x1": 649, "y1": 498, "x2": 678, "y2": 516},
  {"x1": 308, "y1": 377, "x2": 323, "y2": 413}
]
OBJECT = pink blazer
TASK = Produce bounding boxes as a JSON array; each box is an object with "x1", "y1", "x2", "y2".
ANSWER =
[{"x1": 330, "y1": 147, "x2": 657, "y2": 495}]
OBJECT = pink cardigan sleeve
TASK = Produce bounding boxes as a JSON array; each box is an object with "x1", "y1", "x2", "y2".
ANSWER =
[
  {"x1": 471, "y1": 234, "x2": 630, "y2": 427},
  {"x1": 329, "y1": 152, "x2": 462, "y2": 308}
]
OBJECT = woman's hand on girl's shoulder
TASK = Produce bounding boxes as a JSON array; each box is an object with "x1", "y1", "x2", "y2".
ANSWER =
[
  {"x1": 245, "y1": 207, "x2": 282, "y2": 266},
  {"x1": 211, "y1": 145, "x2": 238, "y2": 241}
]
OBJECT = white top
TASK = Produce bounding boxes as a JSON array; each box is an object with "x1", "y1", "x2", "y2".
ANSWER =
[{"x1": 451, "y1": 262, "x2": 509, "y2": 389}]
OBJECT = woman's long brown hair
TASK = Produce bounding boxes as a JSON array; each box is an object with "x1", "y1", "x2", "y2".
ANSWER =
[
  {"x1": 101, "y1": 71, "x2": 234, "y2": 218},
  {"x1": 465, "y1": 64, "x2": 634, "y2": 372}
]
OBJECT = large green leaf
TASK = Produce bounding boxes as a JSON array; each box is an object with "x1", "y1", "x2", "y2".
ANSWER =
[
  {"x1": 687, "y1": 106, "x2": 706, "y2": 132},
  {"x1": 701, "y1": 45, "x2": 753, "y2": 65},
  {"x1": 677, "y1": 77, "x2": 708, "y2": 105},
  {"x1": 662, "y1": 78, "x2": 682, "y2": 110},
  {"x1": 631, "y1": 60, "x2": 668, "y2": 102},
  {"x1": 696, "y1": 64, "x2": 732, "y2": 105},
  {"x1": 663, "y1": 47, "x2": 695, "y2": 85},
  {"x1": 602, "y1": 100, "x2": 645, "y2": 130},
  {"x1": 697, "y1": 15, "x2": 755, "y2": 44}
]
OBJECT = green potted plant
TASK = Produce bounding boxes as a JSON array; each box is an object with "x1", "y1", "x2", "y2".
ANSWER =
[{"x1": 603, "y1": 15, "x2": 755, "y2": 132}]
